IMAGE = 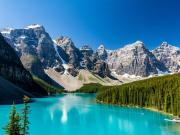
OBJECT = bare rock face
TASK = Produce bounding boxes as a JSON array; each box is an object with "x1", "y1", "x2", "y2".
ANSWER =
[
  {"x1": 152, "y1": 42, "x2": 180, "y2": 73},
  {"x1": 93, "y1": 60, "x2": 111, "y2": 77},
  {"x1": 80, "y1": 46, "x2": 111, "y2": 77},
  {"x1": 80, "y1": 45, "x2": 94, "y2": 70},
  {"x1": 55, "y1": 37, "x2": 82, "y2": 68},
  {"x1": 67, "y1": 68, "x2": 79, "y2": 77},
  {"x1": 0, "y1": 34, "x2": 47, "y2": 99},
  {"x1": 96, "y1": 44, "x2": 108, "y2": 60},
  {"x1": 107, "y1": 41, "x2": 168, "y2": 77},
  {"x1": 1, "y1": 25, "x2": 64, "y2": 85},
  {"x1": 54, "y1": 41, "x2": 111, "y2": 78}
]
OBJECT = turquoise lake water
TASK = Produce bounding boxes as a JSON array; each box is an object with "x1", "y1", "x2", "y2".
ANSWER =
[{"x1": 0, "y1": 94, "x2": 180, "y2": 135}]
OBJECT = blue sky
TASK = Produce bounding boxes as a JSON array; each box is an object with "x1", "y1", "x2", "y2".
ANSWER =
[{"x1": 0, "y1": 0, "x2": 180, "y2": 50}]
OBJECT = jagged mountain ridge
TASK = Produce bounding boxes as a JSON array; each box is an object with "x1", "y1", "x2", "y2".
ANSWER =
[
  {"x1": 152, "y1": 42, "x2": 180, "y2": 73},
  {"x1": 54, "y1": 37, "x2": 82, "y2": 76},
  {"x1": 96, "y1": 44, "x2": 108, "y2": 61},
  {"x1": 1, "y1": 25, "x2": 112, "y2": 90},
  {"x1": 79, "y1": 45, "x2": 111, "y2": 77},
  {"x1": 1, "y1": 24, "x2": 180, "y2": 90},
  {"x1": 106, "y1": 41, "x2": 179, "y2": 76},
  {"x1": 107, "y1": 41, "x2": 168, "y2": 77}
]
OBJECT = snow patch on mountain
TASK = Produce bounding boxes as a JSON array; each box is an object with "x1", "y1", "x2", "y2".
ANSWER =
[
  {"x1": 62, "y1": 64, "x2": 70, "y2": 75},
  {"x1": 96, "y1": 44, "x2": 108, "y2": 60},
  {"x1": 156, "y1": 68, "x2": 169, "y2": 75},
  {"x1": 25, "y1": 24, "x2": 42, "y2": 29},
  {"x1": 80, "y1": 45, "x2": 92, "y2": 51},
  {"x1": 53, "y1": 40, "x2": 69, "y2": 75},
  {"x1": 53, "y1": 40, "x2": 66, "y2": 64},
  {"x1": 122, "y1": 73, "x2": 142, "y2": 79},
  {"x1": 1, "y1": 29, "x2": 12, "y2": 34},
  {"x1": 19, "y1": 35, "x2": 27, "y2": 39},
  {"x1": 122, "y1": 40, "x2": 144, "y2": 50},
  {"x1": 97, "y1": 45, "x2": 105, "y2": 55},
  {"x1": 106, "y1": 49, "x2": 113, "y2": 53}
]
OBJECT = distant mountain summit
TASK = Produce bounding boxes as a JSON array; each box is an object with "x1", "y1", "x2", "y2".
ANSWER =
[
  {"x1": 54, "y1": 36, "x2": 82, "y2": 76},
  {"x1": 25, "y1": 24, "x2": 44, "y2": 29},
  {"x1": 79, "y1": 45, "x2": 110, "y2": 77},
  {"x1": 152, "y1": 42, "x2": 180, "y2": 73},
  {"x1": 55, "y1": 36, "x2": 82, "y2": 68},
  {"x1": 96, "y1": 45, "x2": 108, "y2": 60},
  {"x1": 107, "y1": 41, "x2": 168, "y2": 77}
]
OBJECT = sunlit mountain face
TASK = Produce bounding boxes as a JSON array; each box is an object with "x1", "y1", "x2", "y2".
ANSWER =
[{"x1": 1, "y1": 24, "x2": 179, "y2": 91}]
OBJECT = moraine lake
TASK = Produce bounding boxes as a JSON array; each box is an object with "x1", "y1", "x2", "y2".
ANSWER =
[{"x1": 0, "y1": 94, "x2": 180, "y2": 135}]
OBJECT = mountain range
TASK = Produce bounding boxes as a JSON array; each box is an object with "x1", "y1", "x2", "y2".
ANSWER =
[{"x1": 1, "y1": 24, "x2": 180, "y2": 91}]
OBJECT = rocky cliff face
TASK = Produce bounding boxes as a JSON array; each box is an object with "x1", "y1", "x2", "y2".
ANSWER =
[
  {"x1": 54, "y1": 39, "x2": 111, "y2": 77},
  {"x1": 1, "y1": 24, "x2": 64, "y2": 86},
  {"x1": 96, "y1": 45, "x2": 108, "y2": 61},
  {"x1": 54, "y1": 37, "x2": 82, "y2": 76},
  {"x1": 0, "y1": 33, "x2": 47, "y2": 99},
  {"x1": 152, "y1": 42, "x2": 180, "y2": 73},
  {"x1": 55, "y1": 37, "x2": 82, "y2": 67},
  {"x1": 107, "y1": 41, "x2": 168, "y2": 77},
  {"x1": 92, "y1": 59, "x2": 111, "y2": 77},
  {"x1": 80, "y1": 45, "x2": 111, "y2": 77},
  {"x1": 79, "y1": 45, "x2": 94, "y2": 70}
]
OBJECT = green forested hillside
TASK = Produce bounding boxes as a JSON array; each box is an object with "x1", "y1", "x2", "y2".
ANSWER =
[
  {"x1": 76, "y1": 83, "x2": 112, "y2": 93},
  {"x1": 96, "y1": 74, "x2": 180, "y2": 117},
  {"x1": 76, "y1": 83, "x2": 102, "y2": 93},
  {"x1": 33, "y1": 76, "x2": 64, "y2": 95}
]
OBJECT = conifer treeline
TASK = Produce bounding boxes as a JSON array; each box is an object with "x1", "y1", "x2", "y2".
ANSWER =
[
  {"x1": 33, "y1": 76, "x2": 63, "y2": 95},
  {"x1": 96, "y1": 74, "x2": 180, "y2": 117},
  {"x1": 76, "y1": 83, "x2": 103, "y2": 93}
]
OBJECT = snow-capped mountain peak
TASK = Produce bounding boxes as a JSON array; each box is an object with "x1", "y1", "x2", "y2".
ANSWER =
[
  {"x1": 124, "y1": 40, "x2": 144, "y2": 49},
  {"x1": 134, "y1": 40, "x2": 144, "y2": 45},
  {"x1": 1, "y1": 24, "x2": 179, "y2": 83},
  {"x1": 97, "y1": 44, "x2": 106, "y2": 54},
  {"x1": 152, "y1": 42, "x2": 180, "y2": 73},
  {"x1": 98, "y1": 44, "x2": 105, "y2": 50},
  {"x1": 161, "y1": 41, "x2": 168, "y2": 46},
  {"x1": 107, "y1": 41, "x2": 168, "y2": 76},
  {"x1": 25, "y1": 24, "x2": 43, "y2": 29},
  {"x1": 55, "y1": 36, "x2": 72, "y2": 46},
  {"x1": 80, "y1": 45, "x2": 92, "y2": 51},
  {"x1": 96, "y1": 44, "x2": 108, "y2": 60},
  {"x1": 159, "y1": 42, "x2": 179, "y2": 52},
  {"x1": 0, "y1": 28, "x2": 14, "y2": 34}
]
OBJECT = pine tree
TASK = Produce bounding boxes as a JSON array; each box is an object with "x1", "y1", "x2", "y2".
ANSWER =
[
  {"x1": 4, "y1": 102, "x2": 21, "y2": 135},
  {"x1": 3, "y1": 96, "x2": 31, "y2": 135},
  {"x1": 21, "y1": 96, "x2": 30, "y2": 135}
]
